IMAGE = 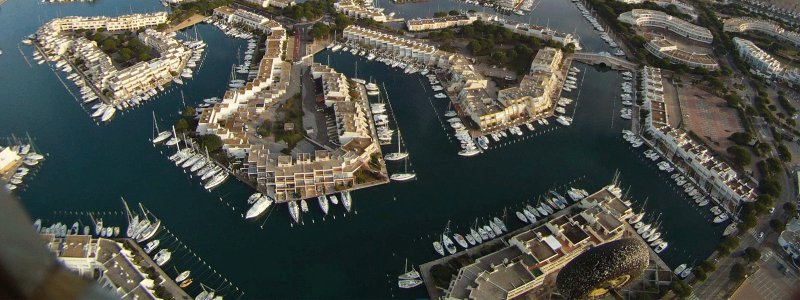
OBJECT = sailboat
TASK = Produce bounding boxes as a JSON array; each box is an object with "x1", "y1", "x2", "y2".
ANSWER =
[
  {"x1": 384, "y1": 130, "x2": 409, "y2": 161},
  {"x1": 122, "y1": 198, "x2": 139, "y2": 238},
  {"x1": 289, "y1": 201, "x2": 300, "y2": 223},
  {"x1": 398, "y1": 259, "x2": 420, "y2": 280},
  {"x1": 352, "y1": 61, "x2": 365, "y2": 84},
  {"x1": 136, "y1": 204, "x2": 161, "y2": 243},
  {"x1": 151, "y1": 111, "x2": 172, "y2": 144},
  {"x1": 390, "y1": 158, "x2": 416, "y2": 181},
  {"x1": 318, "y1": 195, "x2": 329, "y2": 215},
  {"x1": 442, "y1": 221, "x2": 457, "y2": 254},
  {"x1": 342, "y1": 191, "x2": 352, "y2": 212}
]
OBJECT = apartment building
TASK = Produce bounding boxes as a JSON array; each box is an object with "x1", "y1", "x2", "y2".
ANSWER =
[
  {"x1": 213, "y1": 7, "x2": 274, "y2": 33},
  {"x1": 645, "y1": 37, "x2": 718, "y2": 70},
  {"x1": 197, "y1": 11, "x2": 289, "y2": 158},
  {"x1": 41, "y1": 235, "x2": 187, "y2": 299},
  {"x1": 334, "y1": 0, "x2": 389, "y2": 22},
  {"x1": 406, "y1": 15, "x2": 477, "y2": 31},
  {"x1": 724, "y1": 17, "x2": 800, "y2": 47},
  {"x1": 640, "y1": 67, "x2": 756, "y2": 211},
  {"x1": 444, "y1": 188, "x2": 633, "y2": 299},
  {"x1": 618, "y1": 9, "x2": 713, "y2": 43}
]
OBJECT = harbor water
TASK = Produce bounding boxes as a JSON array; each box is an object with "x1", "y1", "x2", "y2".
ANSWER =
[{"x1": 0, "y1": 0, "x2": 720, "y2": 298}]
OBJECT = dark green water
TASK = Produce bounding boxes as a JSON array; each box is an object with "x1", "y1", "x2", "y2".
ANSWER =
[{"x1": 1, "y1": 0, "x2": 721, "y2": 298}]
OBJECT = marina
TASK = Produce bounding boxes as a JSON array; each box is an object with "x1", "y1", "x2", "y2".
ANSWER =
[{"x1": 0, "y1": 0, "x2": 732, "y2": 297}]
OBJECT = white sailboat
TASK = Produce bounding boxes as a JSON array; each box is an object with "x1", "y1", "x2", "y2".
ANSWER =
[
  {"x1": 151, "y1": 112, "x2": 172, "y2": 144},
  {"x1": 342, "y1": 191, "x2": 352, "y2": 212},
  {"x1": 289, "y1": 201, "x2": 300, "y2": 223},
  {"x1": 398, "y1": 259, "x2": 421, "y2": 280},
  {"x1": 318, "y1": 195, "x2": 329, "y2": 215},
  {"x1": 384, "y1": 130, "x2": 409, "y2": 161},
  {"x1": 390, "y1": 158, "x2": 416, "y2": 181}
]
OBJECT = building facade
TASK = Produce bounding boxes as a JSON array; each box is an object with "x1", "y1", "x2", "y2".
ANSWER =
[{"x1": 618, "y1": 9, "x2": 713, "y2": 43}]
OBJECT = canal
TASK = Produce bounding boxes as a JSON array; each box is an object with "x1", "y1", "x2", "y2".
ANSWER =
[{"x1": 0, "y1": 0, "x2": 721, "y2": 298}]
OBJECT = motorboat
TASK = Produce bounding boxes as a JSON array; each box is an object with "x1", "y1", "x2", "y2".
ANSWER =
[
  {"x1": 453, "y1": 233, "x2": 469, "y2": 248},
  {"x1": 516, "y1": 211, "x2": 528, "y2": 223},
  {"x1": 245, "y1": 196, "x2": 273, "y2": 219},
  {"x1": 432, "y1": 241, "x2": 444, "y2": 256},
  {"x1": 176, "y1": 270, "x2": 191, "y2": 283},
  {"x1": 203, "y1": 172, "x2": 229, "y2": 190},
  {"x1": 342, "y1": 192, "x2": 352, "y2": 212},
  {"x1": 442, "y1": 234, "x2": 457, "y2": 254},
  {"x1": 144, "y1": 240, "x2": 160, "y2": 254}
]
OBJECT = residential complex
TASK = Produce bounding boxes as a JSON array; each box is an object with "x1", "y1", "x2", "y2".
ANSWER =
[
  {"x1": 645, "y1": 37, "x2": 718, "y2": 70},
  {"x1": 618, "y1": 9, "x2": 713, "y2": 43},
  {"x1": 640, "y1": 67, "x2": 756, "y2": 211},
  {"x1": 197, "y1": 9, "x2": 290, "y2": 159},
  {"x1": 724, "y1": 17, "x2": 800, "y2": 47},
  {"x1": 732, "y1": 37, "x2": 800, "y2": 85},
  {"x1": 35, "y1": 13, "x2": 191, "y2": 102},
  {"x1": 406, "y1": 14, "x2": 477, "y2": 31},
  {"x1": 405, "y1": 13, "x2": 579, "y2": 48},
  {"x1": 614, "y1": 0, "x2": 698, "y2": 20},
  {"x1": 41, "y1": 235, "x2": 188, "y2": 299},
  {"x1": 334, "y1": 0, "x2": 390, "y2": 22},
  {"x1": 443, "y1": 187, "x2": 634, "y2": 299},
  {"x1": 343, "y1": 25, "x2": 565, "y2": 133},
  {"x1": 213, "y1": 6, "x2": 275, "y2": 33},
  {"x1": 244, "y1": 64, "x2": 382, "y2": 201}
]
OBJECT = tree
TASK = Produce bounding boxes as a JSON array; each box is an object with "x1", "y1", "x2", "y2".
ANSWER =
[
  {"x1": 310, "y1": 22, "x2": 331, "y2": 39},
  {"x1": 744, "y1": 247, "x2": 761, "y2": 263},
  {"x1": 759, "y1": 178, "x2": 782, "y2": 198},
  {"x1": 333, "y1": 13, "x2": 353, "y2": 31},
  {"x1": 433, "y1": 11, "x2": 447, "y2": 17},
  {"x1": 670, "y1": 280, "x2": 692, "y2": 297},
  {"x1": 693, "y1": 268, "x2": 708, "y2": 281},
  {"x1": 490, "y1": 51, "x2": 507, "y2": 63},
  {"x1": 727, "y1": 146, "x2": 751, "y2": 167},
  {"x1": 730, "y1": 263, "x2": 746, "y2": 281},
  {"x1": 138, "y1": 53, "x2": 152, "y2": 62},
  {"x1": 784, "y1": 202, "x2": 797, "y2": 216},
  {"x1": 729, "y1": 132, "x2": 753, "y2": 146},
  {"x1": 181, "y1": 106, "x2": 196, "y2": 118},
  {"x1": 770, "y1": 219, "x2": 785, "y2": 233},
  {"x1": 174, "y1": 118, "x2": 189, "y2": 131},
  {"x1": 199, "y1": 134, "x2": 223, "y2": 152},
  {"x1": 699, "y1": 260, "x2": 717, "y2": 272},
  {"x1": 448, "y1": 10, "x2": 460, "y2": 16},
  {"x1": 102, "y1": 38, "x2": 119, "y2": 52},
  {"x1": 119, "y1": 48, "x2": 134, "y2": 61},
  {"x1": 777, "y1": 144, "x2": 792, "y2": 162}
]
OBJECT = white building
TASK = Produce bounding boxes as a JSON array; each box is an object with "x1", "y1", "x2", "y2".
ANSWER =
[
  {"x1": 640, "y1": 67, "x2": 756, "y2": 211},
  {"x1": 724, "y1": 17, "x2": 800, "y2": 47},
  {"x1": 618, "y1": 9, "x2": 713, "y2": 43},
  {"x1": 334, "y1": 0, "x2": 389, "y2": 22}
]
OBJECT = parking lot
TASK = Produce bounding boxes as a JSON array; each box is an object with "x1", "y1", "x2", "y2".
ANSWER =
[{"x1": 731, "y1": 249, "x2": 800, "y2": 300}]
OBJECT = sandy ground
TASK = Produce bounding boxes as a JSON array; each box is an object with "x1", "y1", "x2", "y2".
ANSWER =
[{"x1": 677, "y1": 79, "x2": 743, "y2": 151}]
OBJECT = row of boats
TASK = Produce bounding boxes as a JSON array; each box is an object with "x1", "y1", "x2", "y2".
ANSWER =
[
  {"x1": 516, "y1": 189, "x2": 589, "y2": 224},
  {"x1": 33, "y1": 218, "x2": 120, "y2": 238},
  {"x1": 432, "y1": 218, "x2": 508, "y2": 256},
  {"x1": 574, "y1": 1, "x2": 626, "y2": 56},
  {"x1": 329, "y1": 42, "x2": 432, "y2": 77},
  {"x1": 4, "y1": 142, "x2": 44, "y2": 191},
  {"x1": 626, "y1": 211, "x2": 670, "y2": 254},
  {"x1": 632, "y1": 132, "x2": 732, "y2": 224},
  {"x1": 153, "y1": 117, "x2": 230, "y2": 191},
  {"x1": 27, "y1": 34, "x2": 206, "y2": 122},
  {"x1": 245, "y1": 191, "x2": 355, "y2": 223}
]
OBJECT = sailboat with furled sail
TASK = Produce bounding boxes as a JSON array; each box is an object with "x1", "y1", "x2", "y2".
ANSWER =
[
  {"x1": 151, "y1": 111, "x2": 172, "y2": 144},
  {"x1": 122, "y1": 197, "x2": 140, "y2": 238},
  {"x1": 390, "y1": 158, "x2": 416, "y2": 182},
  {"x1": 384, "y1": 130, "x2": 409, "y2": 161}
]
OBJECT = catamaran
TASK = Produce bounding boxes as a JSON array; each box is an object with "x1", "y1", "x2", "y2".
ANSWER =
[{"x1": 245, "y1": 196, "x2": 273, "y2": 219}]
